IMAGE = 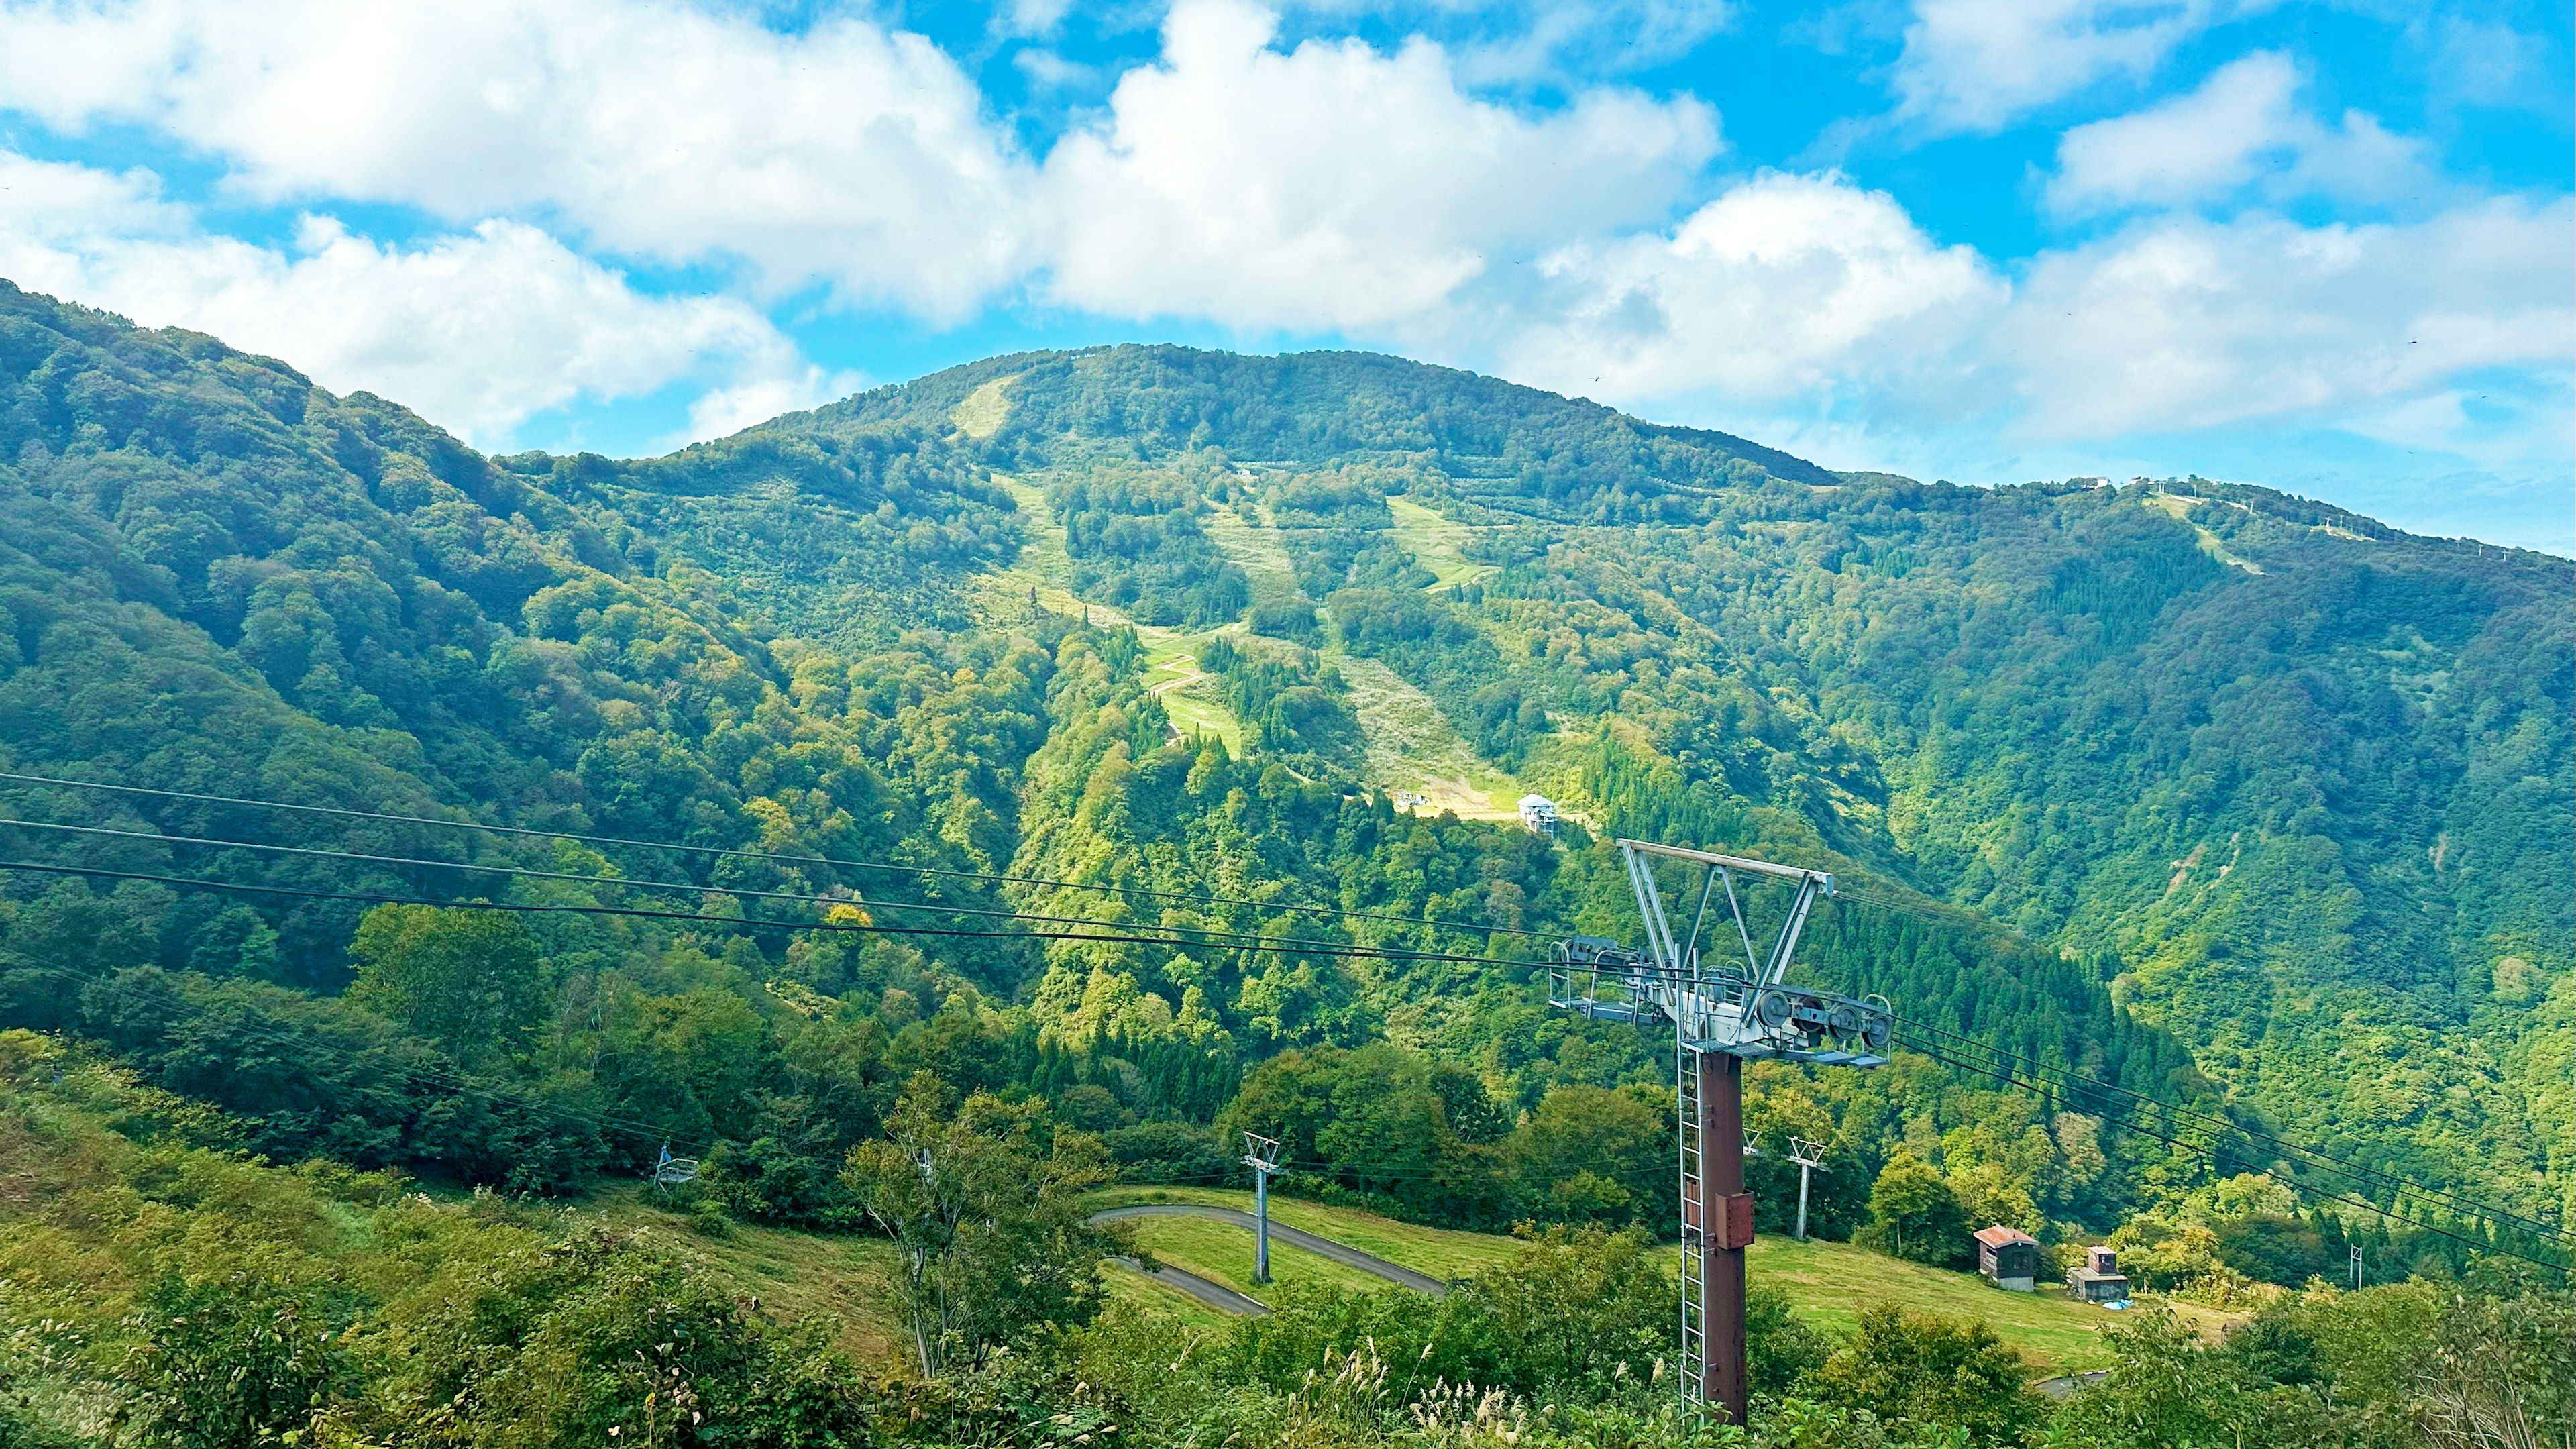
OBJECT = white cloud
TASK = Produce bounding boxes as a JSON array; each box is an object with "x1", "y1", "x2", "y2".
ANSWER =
[
  {"x1": 0, "y1": 150, "x2": 816, "y2": 444},
  {"x1": 1039, "y1": 0, "x2": 1718, "y2": 331},
  {"x1": 2048, "y1": 52, "x2": 2435, "y2": 215},
  {"x1": 0, "y1": 0, "x2": 1029, "y2": 318},
  {"x1": 1892, "y1": 0, "x2": 2218, "y2": 133},
  {"x1": 1491, "y1": 171, "x2": 2004, "y2": 409},
  {"x1": 678, "y1": 364, "x2": 869, "y2": 447},
  {"x1": 1999, "y1": 195, "x2": 2576, "y2": 440}
]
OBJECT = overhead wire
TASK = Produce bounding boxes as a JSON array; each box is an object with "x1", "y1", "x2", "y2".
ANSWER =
[
  {"x1": 0, "y1": 769, "x2": 1554, "y2": 941},
  {"x1": 1890, "y1": 1013, "x2": 2573, "y2": 1246},
  {"x1": 1894, "y1": 1030, "x2": 2571, "y2": 1277},
  {"x1": 14, "y1": 774, "x2": 2544, "y2": 1258},
  {"x1": 1562, "y1": 902, "x2": 2571, "y2": 1254},
  {"x1": 1824, "y1": 888, "x2": 2573, "y2": 1246},
  {"x1": 0, "y1": 859, "x2": 1539, "y2": 970},
  {"x1": 0, "y1": 816, "x2": 1536, "y2": 969}
]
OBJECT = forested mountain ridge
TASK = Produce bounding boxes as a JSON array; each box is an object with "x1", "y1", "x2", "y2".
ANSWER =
[{"x1": 0, "y1": 270, "x2": 2568, "y2": 1260}]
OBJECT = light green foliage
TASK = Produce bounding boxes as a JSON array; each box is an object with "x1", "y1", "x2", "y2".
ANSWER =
[
  {"x1": 1863, "y1": 1153, "x2": 1970, "y2": 1266},
  {"x1": 843, "y1": 1070, "x2": 1116, "y2": 1375},
  {"x1": 0, "y1": 1032, "x2": 873, "y2": 1448},
  {"x1": 1805, "y1": 1303, "x2": 2041, "y2": 1446},
  {"x1": 1503, "y1": 1084, "x2": 1674, "y2": 1228},
  {"x1": 0, "y1": 290, "x2": 2570, "y2": 1445}
]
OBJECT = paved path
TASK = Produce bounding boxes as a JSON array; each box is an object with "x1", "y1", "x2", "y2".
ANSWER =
[
  {"x1": 1087, "y1": 1204, "x2": 1450, "y2": 1300},
  {"x1": 1106, "y1": 1256, "x2": 1271, "y2": 1316}
]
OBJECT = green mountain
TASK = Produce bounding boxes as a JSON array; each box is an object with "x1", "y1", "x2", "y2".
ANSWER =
[{"x1": 0, "y1": 278, "x2": 2567, "y2": 1246}]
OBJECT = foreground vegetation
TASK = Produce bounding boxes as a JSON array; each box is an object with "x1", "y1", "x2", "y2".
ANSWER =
[{"x1": 3, "y1": 1040, "x2": 2567, "y2": 1449}]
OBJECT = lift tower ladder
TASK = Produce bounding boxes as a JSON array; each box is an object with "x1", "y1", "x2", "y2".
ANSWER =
[{"x1": 1546, "y1": 839, "x2": 1894, "y2": 1429}]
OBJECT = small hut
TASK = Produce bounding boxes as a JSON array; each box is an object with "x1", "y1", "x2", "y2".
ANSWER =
[
  {"x1": 1973, "y1": 1225, "x2": 2040, "y2": 1292},
  {"x1": 2066, "y1": 1245, "x2": 2131, "y2": 1303}
]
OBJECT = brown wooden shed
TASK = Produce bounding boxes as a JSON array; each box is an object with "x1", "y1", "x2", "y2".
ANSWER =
[{"x1": 1973, "y1": 1225, "x2": 2041, "y2": 1291}]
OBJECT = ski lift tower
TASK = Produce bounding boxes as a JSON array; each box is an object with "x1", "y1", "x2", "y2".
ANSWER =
[{"x1": 1546, "y1": 840, "x2": 1894, "y2": 1428}]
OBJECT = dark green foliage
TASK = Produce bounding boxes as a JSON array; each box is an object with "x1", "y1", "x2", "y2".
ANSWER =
[
  {"x1": 1048, "y1": 472, "x2": 1248, "y2": 627},
  {"x1": 1219, "y1": 1044, "x2": 1508, "y2": 1226},
  {"x1": 1245, "y1": 598, "x2": 1322, "y2": 645},
  {"x1": 1329, "y1": 586, "x2": 1548, "y2": 765},
  {"x1": 0, "y1": 286, "x2": 2567, "y2": 1330},
  {"x1": 76, "y1": 965, "x2": 604, "y2": 1190},
  {"x1": 1197, "y1": 637, "x2": 1359, "y2": 760},
  {"x1": 2212, "y1": 1212, "x2": 2333, "y2": 1287}
]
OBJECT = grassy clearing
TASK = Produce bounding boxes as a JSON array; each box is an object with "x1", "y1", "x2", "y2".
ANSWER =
[
  {"x1": 1203, "y1": 507, "x2": 1303, "y2": 604},
  {"x1": 584, "y1": 1183, "x2": 905, "y2": 1363},
  {"x1": 971, "y1": 478, "x2": 1247, "y2": 747},
  {"x1": 1142, "y1": 629, "x2": 1246, "y2": 752},
  {"x1": 1334, "y1": 656, "x2": 1520, "y2": 820},
  {"x1": 1094, "y1": 1185, "x2": 1516, "y2": 1283},
  {"x1": 1087, "y1": 1188, "x2": 2240, "y2": 1374},
  {"x1": 1386, "y1": 496, "x2": 1497, "y2": 593},
  {"x1": 951, "y1": 376, "x2": 1016, "y2": 438},
  {"x1": 2142, "y1": 492, "x2": 2263, "y2": 574},
  {"x1": 1114, "y1": 1214, "x2": 1403, "y2": 1299}
]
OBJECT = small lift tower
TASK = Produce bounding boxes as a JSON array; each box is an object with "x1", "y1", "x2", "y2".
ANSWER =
[{"x1": 1548, "y1": 841, "x2": 1894, "y2": 1428}]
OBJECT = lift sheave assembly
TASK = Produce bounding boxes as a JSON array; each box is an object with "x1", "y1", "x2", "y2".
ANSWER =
[{"x1": 1546, "y1": 839, "x2": 1893, "y2": 1429}]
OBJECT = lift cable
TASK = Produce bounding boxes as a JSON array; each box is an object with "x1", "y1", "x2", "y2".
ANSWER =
[
  {"x1": 15, "y1": 785, "x2": 2532, "y2": 1250},
  {"x1": 0, "y1": 816, "x2": 1532, "y2": 970},
  {"x1": 1890, "y1": 1014, "x2": 2573, "y2": 1246},
  {"x1": 0, "y1": 859, "x2": 1539, "y2": 971},
  {"x1": 0, "y1": 769, "x2": 1552, "y2": 941},
  {"x1": 1895, "y1": 1032, "x2": 2571, "y2": 1277},
  {"x1": 1542, "y1": 949, "x2": 2570, "y2": 1250}
]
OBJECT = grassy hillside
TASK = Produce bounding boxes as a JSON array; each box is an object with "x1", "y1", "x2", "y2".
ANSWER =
[{"x1": 1089, "y1": 1187, "x2": 2236, "y2": 1374}]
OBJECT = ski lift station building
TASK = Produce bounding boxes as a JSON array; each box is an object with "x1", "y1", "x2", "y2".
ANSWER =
[{"x1": 1518, "y1": 794, "x2": 1560, "y2": 835}]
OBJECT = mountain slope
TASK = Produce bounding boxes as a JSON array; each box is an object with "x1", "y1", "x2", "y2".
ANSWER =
[{"x1": 0, "y1": 282, "x2": 2567, "y2": 1232}]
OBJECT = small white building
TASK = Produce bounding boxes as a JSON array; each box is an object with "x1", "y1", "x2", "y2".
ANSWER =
[{"x1": 1518, "y1": 794, "x2": 1560, "y2": 836}]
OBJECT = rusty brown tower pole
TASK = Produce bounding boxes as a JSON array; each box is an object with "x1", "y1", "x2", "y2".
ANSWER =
[{"x1": 1548, "y1": 841, "x2": 1892, "y2": 1430}]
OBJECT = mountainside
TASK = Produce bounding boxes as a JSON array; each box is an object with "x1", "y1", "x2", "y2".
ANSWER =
[{"x1": 0, "y1": 278, "x2": 2569, "y2": 1237}]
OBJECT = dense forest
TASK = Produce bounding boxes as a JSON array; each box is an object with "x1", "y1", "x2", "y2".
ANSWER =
[{"x1": 0, "y1": 280, "x2": 2567, "y2": 1446}]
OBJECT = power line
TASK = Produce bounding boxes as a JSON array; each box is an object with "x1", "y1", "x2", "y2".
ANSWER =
[
  {"x1": 1828, "y1": 890, "x2": 2573, "y2": 1248},
  {"x1": 0, "y1": 859, "x2": 1535, "y2": 971},
  {"x1": 1892, "y1": 1015, "x2": 2573, "y2": 1247},
  {"x1": 1895, "y1": 1032, "x2": 2571, "y2": 1278},
  {"x1": 0, "y1": 769, "x2": 1552, "y2": 941},
  {"x1": 0, "y1": 816, "x2": 1532, "y2": 969}
]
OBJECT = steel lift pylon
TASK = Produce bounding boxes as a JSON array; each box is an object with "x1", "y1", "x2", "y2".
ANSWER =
[{"x1": 1547, "y1": 840, "x2": 1893, "y2": 1428}]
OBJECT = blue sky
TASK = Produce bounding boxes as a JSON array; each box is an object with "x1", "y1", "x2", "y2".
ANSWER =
[{"x1": 1, "y1": 1, "x2": 2567, "y2": 551}]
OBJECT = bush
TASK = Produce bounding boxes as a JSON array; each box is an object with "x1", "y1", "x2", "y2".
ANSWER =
[{"x1": 1804, "y1": 1303, "x2": 2042, "y2": 1444}]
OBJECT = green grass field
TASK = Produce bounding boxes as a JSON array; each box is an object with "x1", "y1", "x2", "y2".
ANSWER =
[
  {"x1": 587, "y1": 1182, "x2": 906, "y2": 1362},
  {"x1": 1089, "y1": 1187, "x2": 2240, "y2": 1374},
  {"x1": 1113, "y1": 1213, "x2": 1403, "y2": 1299},
  {"x1": 1385, "y1": 496, "x2": 1497, "y2": 593},
  {"x1": 578, "y1": 1179, "x2": 2240, "y2": 1378}
]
